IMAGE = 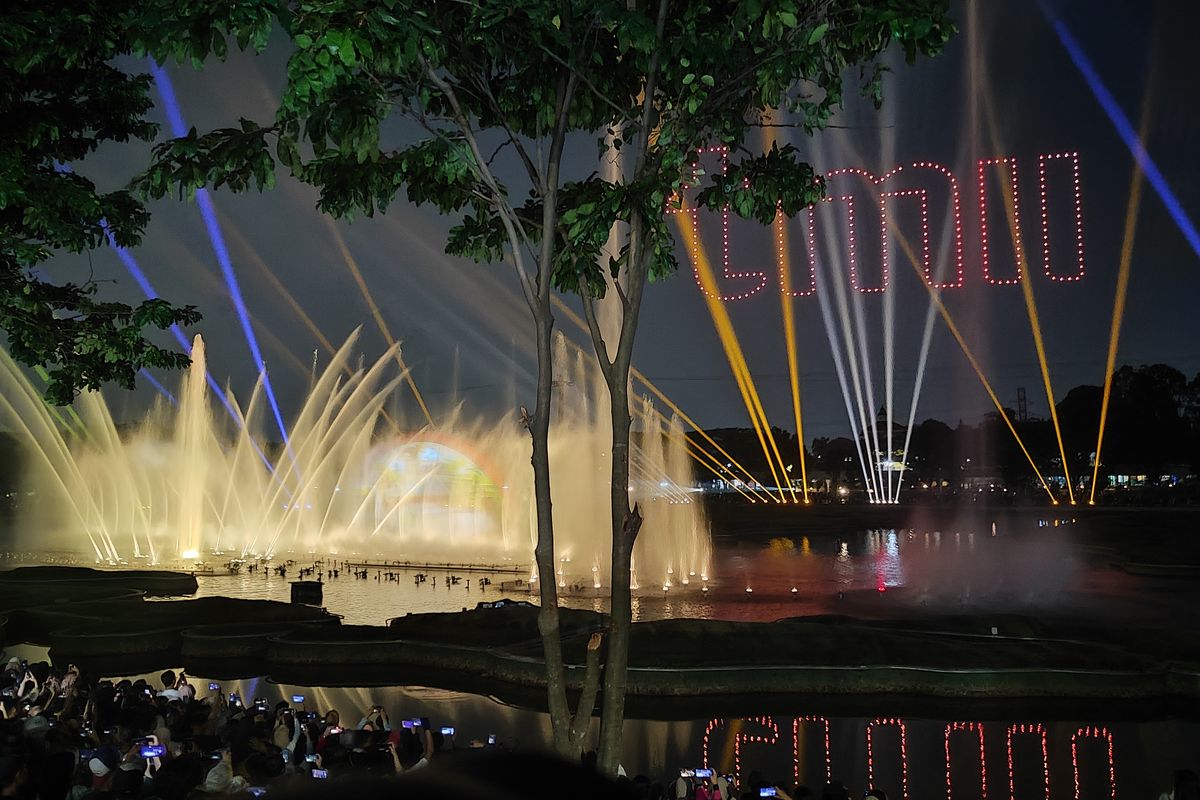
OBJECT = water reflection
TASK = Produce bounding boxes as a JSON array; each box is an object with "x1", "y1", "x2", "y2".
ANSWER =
[
  {"x1": 149, "y1": 524, "x2": 1182, "y2": 628},
  {"x1": 166, "y1": 674, "x2": 1198, "y2": 796}
]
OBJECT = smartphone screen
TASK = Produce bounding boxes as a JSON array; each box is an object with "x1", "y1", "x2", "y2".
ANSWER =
[
  {"x1": 140, "y1": 745, "x2": 166, "y2": 758},
  {"x1": 401, "y1": 720, "x2": 414, "y2": 729},
  {"x1": 680, "y1": 769, "x2": 695, "y2": 778},
  {"x1": 695, "y1": 769, "x2": 713, "y2": 778},
  {"x1": 209, "y1": 682, "x2": 220, "y2": 691},
  {"x1": 304, "y1": 754, "x2": 318, "y2": 763},
  {"x1": 229, "y1": 693, "x2": 240, "y2": 705},
  {"x1": 759, "y1": 789, "x2": 778, "y2": 798},
  {"x1": 292, "y1": 695, "x2": 305, "y2": 704},
  {"x1": 487, "y1": 734, "x2": 496, "y2": 745},
  {"x1": 311, "y1": 769, "x2": 328, "y2": 779},
  {"x1": 440, "y1": 726, "x2": 454, "y2": 736}
]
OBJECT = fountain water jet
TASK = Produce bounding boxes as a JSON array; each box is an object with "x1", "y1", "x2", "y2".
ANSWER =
[{"x1": 1, "y1": 332, "x2": 710, "y2": 590}]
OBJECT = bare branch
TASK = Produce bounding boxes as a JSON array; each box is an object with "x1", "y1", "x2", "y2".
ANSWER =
[
  {"x1": 485, "y1": 139, "x2": 513, "y2": 166},
  {"x1": 472, "y1": 74, "x2": 545, "y2": 192}
]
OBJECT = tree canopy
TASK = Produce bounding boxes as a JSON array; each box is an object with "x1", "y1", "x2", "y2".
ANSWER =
[
  {"x1": 130, "y1": 0, "x2": 953, "y2": 769},
  {"x1": 1, "y1": 0, "x2": 200, "y2": 404},
  {"x1": 136, "y1": 0, "x2": 952, "y2": 304}
]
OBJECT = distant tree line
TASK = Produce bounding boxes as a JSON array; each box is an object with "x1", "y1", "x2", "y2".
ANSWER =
[{"x1": 694, "y1": 364, "x2": 1200, "y2": 493}]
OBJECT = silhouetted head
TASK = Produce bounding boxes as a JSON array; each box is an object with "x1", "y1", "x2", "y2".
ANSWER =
[
  {"x1": 1176, "y1": 770, "x2": 1200, "y2": 800},
  {"x1": 281, "y1": 750, "x2": 636, "y2": 800},
  {"x1": 821, "y1": 781, "x2": 850, "y2": 800}
]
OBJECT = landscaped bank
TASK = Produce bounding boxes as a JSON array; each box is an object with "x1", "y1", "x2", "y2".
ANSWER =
[{"x1": 2, "y1": 567, "x2": 1198, "y2": 718}]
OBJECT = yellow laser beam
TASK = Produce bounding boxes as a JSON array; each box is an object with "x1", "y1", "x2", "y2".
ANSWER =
[
  {"x1": 763, "y1": 117, "x2": 811, "y2": 504},
  {"x1": 979, "y1": 97, "x2": 1074, "y2": 503},
  {"x1": 325, "y1": 219, "x2": 435, "y2": 429},
  {"x1": 681, "y1": 208, "x2": 795, "y2": 502},
  {"x1": 672, "y1": 200, "x2": 794, "y2": 502},
  {"x1": 894, "y1": 234, "x2": 1057, "y2": 502},
  {"x1": 551, "y1": 296, "x2": 773, "y2": 501},
  {"x1": 729, "y1": 337, "x2": 796, "y2": 502},
  {"x1": 777, "y1": 210, "x2": 811, "y2": 503},
  {"x1": 1090, "y1": 101, "x2": 1152, "y2": 503}
]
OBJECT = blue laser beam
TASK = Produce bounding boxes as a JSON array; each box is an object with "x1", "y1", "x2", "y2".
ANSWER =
[
  {"x1": 149, "y1": 59, "x2": 295, "y2": 457},
  {"x1": 51, "y1": 164, "x2": 278, "y2": 476},
  {"x1": 103, "y1": 228, "x2": 235, "y2": 410},
  {"x1": 51, "y1": 164, "x2": 213, "y2": 404},
  {"x1": 104, "y1": 228, "x2": 276, "y2": 472},
  {"x1": 1042, "y1": 2, "x2": 1200, "y2": 259},
  {"x1": 139, "y1": 369, "x2": 177, "y2": 405}
]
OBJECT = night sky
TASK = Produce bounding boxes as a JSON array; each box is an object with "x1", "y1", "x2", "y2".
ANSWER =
[{"x1": 42, "y1": 0, "x2": 1200, "y2": 442}]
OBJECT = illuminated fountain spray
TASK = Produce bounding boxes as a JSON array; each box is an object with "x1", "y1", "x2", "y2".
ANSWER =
[
  {"x1": 0, "y1": 331, "x2": 710, "y2": 591},
  {"x1": 175, "y1": 335, "x2": 209, "y2": 559}
]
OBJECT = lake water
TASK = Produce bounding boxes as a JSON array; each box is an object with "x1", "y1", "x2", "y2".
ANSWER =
[
  {"x1": 161, "y1": 524, "x2": 1184, "y2": 629},
  {"x1": 6, "y1": 521, "x2": 1199, "y2": 793}
]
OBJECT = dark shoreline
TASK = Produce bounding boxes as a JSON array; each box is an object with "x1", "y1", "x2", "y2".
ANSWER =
[{"x1": 4, "y1": 565, "x2": 1200, "y2": 722}]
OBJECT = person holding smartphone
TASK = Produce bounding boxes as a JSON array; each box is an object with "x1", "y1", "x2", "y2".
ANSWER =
[
  {"x1": 694, "y1": 769, "x2": 724, "y2": 800},
  {"x1": 391, "y1": 730, "x2": 433, "y2": 774},
  {"x1": 356, "y1": 703, "x2": 391, "y2": 732}
]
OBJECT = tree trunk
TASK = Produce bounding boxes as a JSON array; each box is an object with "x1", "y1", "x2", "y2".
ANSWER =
[
  {"x1": 597, "y1": 369, "x2": 641, "y2": 773},
  {"x1": 530, "y1": 303, "x2": 575, "y2": 758}
]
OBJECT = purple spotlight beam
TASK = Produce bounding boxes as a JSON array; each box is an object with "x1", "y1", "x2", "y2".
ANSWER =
[
  {"x1": 148, "y1": 59, "x2": 295, "y2": 458},
  {"x1": 1041, "y1": 1, "x2": 1200, "y2": 260}
]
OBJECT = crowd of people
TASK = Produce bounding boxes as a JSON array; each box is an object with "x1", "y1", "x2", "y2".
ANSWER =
[
  {"x1": 2, "y1": 656, "x2": 1195, "y2": 800},
  {"x1": 0, "y1": 658, "x2": 464, "y2": 798},
  {"x1": 0, "y1": 657, "x2": 882, "y2": 800}
]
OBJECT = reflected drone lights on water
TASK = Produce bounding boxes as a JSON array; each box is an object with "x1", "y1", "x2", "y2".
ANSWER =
[
  {"x1": 0, "y1": 332, "x2": 711, "y2": 588},
  {"x1": 702, "y1": 716, "x2": 1117, "y2": 800}
]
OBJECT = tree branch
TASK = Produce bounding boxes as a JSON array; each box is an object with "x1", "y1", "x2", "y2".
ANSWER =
[
  {"x1": 418, "y1": 57, "x2": 540, "y2": 306},
  {"x1": 536, "y1": 44, "x2": 636, "y2": 127},
  {"x1": 473, "y1": 74, "x2": 545, "y2": 192},
  {"x1": 579, "y1": 286, "x2": 615, "y2": 382}
]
